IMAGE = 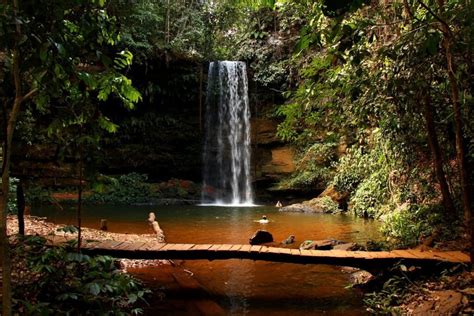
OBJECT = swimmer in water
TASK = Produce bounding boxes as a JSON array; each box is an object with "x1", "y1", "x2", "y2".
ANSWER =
[{"x1": 258, "y1": 215, "x2": 269, "y2": 224}]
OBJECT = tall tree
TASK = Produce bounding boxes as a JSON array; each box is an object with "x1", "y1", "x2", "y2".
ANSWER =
[{"x1": 0, "y1": 1, "x2": 140, "y2": 313}]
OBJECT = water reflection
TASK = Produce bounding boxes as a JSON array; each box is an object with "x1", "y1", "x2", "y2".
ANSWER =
[{"x1": 32, "y1": 204, "x2": 380, "y2": 315}]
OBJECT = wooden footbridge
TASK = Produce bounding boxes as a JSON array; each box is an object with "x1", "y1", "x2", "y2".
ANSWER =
[{"x1": 47, "y1": 237, "x2": 471, "y2": 274}]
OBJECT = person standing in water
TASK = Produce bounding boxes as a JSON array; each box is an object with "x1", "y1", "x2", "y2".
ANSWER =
[{"x1": 259, "y1": 215, "x2": 269, "y2": 224}]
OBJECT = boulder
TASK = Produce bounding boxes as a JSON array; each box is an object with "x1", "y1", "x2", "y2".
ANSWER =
[
  {"x1": 279, "y1": 196, "x2": 340, "y2": 214},
  {"x1": 299, "y1": 240, "x2": 315, "y2": 250},
  {"x1": 319, "y1": 185, "x2": 349, "y2": 207},
  {"x1": 333, "y1": 242, "x2": 359, "y2": 251},
  {"x1": 280, "y1": 203, "x2": 317, "y2": 213},
  {"x1": 299, "y1": 239, "x2": 344, "y2": 250},
  {"x1": 249, "y1": 230, "x2": 273, "y2": 245},
  {"x1": 282, "y1": 235, "x2": 295, "y2": 245}
]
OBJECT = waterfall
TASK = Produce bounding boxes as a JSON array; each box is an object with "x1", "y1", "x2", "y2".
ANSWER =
[{"x1": 201, "y1": 61, "x2": 254, "y2": 206}]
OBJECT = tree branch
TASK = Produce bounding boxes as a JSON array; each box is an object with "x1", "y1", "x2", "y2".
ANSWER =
[
  {"x1": 416, "y1": 0, "x2": 452, "y2": 35},
  {"x1": 20, "y1": 88, "x2": 38, "y2": 104}
]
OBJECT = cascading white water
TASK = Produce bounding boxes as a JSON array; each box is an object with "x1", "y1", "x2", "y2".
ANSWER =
[{"x1": 201, "y1": 61, "x2": 254, "y2": 206}]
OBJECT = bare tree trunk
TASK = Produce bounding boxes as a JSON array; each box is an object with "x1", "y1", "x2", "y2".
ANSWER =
[
  {"x1": 16, "y1": 179, "x2": 25, "y2": 235},
  {"x1": 423, "y1": 91, "x2": 456, "y2": 216},
  {"x1": 433, "y1": 0, "x2": 473, "y2": 263},
  {"x1": 1, "y1": 97, "x2": 21, "y2": 316},
  {"x1": 421, "y1": 93, "x2": 456, "y2": 215},
  {"x1": 1, "y1": 142, "x2": 13, "y2": 316},
  {"x1": 77, "y1": 143, "x2": 83, "y2": 253},
  {"x1": 2, "y1": 0, "x2": 22, "y2": 312}
]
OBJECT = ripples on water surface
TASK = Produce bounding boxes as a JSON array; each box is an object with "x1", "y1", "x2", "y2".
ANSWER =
[{"x1": 33, "y1": 204, "x2": 381, "y2": 315}]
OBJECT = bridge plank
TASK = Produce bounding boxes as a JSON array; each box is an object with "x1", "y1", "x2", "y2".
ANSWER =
[
  {"x1": 363, "y1": 252, "x2": 383, "y2": 259},
  {"x1": 432, "y1": 251, "x2": 467, "y2": 262},
  {"x1": 230, "y1": 245, "x2": 243, "y2": 251},
  {"x1": 138, "y1": 242, "x2": 165, "y2": 251},
  {"x1": 300, "y1": 249, "x2": 312, "y2": 257},
  {"x1": 240, "y1": 245, "x2": 252, "y2": 252},
  {"x1": 192, "y1": 244, "x2": 214, "y2": 251},
  {"x1": 95, "y1": 241, "x2": 118, "y2": 249},
  {"x1": 266, "y1": 247, "x2": 281, "y2": 254},
  {"x1": 250, "y1": 245, "x2": 262, "y2": 253},
  {"x1": 108, "y1": 241, "x2": 127, "y2": 250},
  {"x1": 406, "y1": 250, "x2": 441, "y2": 260},
  {"x1": 98, "y1": 240, "x2": 123, "y2": 249},
  {"x1": 115, "y1": 242, "x2": 134, "y2": 251},
  {"x1": 160, "y1": 244, "x2": 177, "y2": 251},
  {"x1": 209, "y1": 245, "x2": 222, "y2": 251},
  {"x1": 349, "y1": 251, "x2": 373, "y2": 258},
  {"x1": 121, "y1": 242, "x2": 147, "y2": 251},
  {"x1": 279, "y1": 248, "x2": 292, "y2": 255},
  {"x1": 290, "y1": 249, "x2": 300, "y2": 256},
  {"x1": 218, "y1": 244, "x2": 234, "y2": 251},
  {"x1": 390, "y1": 250, "x2": 418, "y2": 259},
  {"x1": 444, "y1": 251, "x2": 470, "y2": 262},
  {"x1": 174, "y1": 244, "x2": 195, "y2": 251},
  {"x1": 166, "y1": 244, "x2": 185, "y2": 251}
]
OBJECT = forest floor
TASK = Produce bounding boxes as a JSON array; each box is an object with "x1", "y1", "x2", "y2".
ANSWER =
[
  {"x1": 6, "y1": 215, "x2": 226, "y2": 315},
  {"x1": 398, "y1": 269, "x2": 474, "y2": 315},
  {"x1": 395, "y1": 235, "x2": 473, "y2": 314}
]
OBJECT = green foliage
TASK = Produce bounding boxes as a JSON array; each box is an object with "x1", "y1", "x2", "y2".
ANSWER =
[
  {"x1": 87, "y1": 173, "x2": 156, "y2": 204},
  {"x1": 24, "y1": 184, "x2": 53, "y2": 205},
  {"x1": 277, "y1": 142, "x2": 336, "y2": 190},
  {"x1": 332, "y1": 147, "x2": 367, "y2": 194},
  {"x1": 151, "y1": 179, "x2": 201, "y2": 200},
  {"x1": 350, "y1": 169, "x2": 389, "y2": 218},
  {"x1": 381, "y1": 204, "x2": 450, "y2": 249},
  {"x1": 317, "y1": 196, "x2": 341, "y2": 214},
  {"x1": 231, "y1": 1, "x2": 306, "y2": 89},
  {"x1": 113, "y1": 0, "x2": 209, "y2": 61},
  {"x1": 86, "y1": 174, "x2": 201, "y2": 204},
  {"x1": 7, "y1": 178, "x2": 19, "y2": 214},
  {"x1": 364, "y1": 275, "x2": 408, "y2": 314},
  {"x1": 9, "y1": 236, "x2": 149, "y2": 315}
]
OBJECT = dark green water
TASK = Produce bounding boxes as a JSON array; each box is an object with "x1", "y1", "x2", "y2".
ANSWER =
[{"x1": 32, "y1": 204, "x2": 381, "y2": 315}]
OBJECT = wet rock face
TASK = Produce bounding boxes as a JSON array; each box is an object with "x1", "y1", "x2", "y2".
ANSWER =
[
  {"x1": 251, "y1": 118, "x2": 297, "y2": 186},
  {"x1": 251, "y1": 119, "x2": 279, "y2": 145},
  {"x1": 260, "y1": 147, "x2": 295, "y2": 175},
  {"x1": 249, "y1": 230, "x2": 274, "y2": 245}
]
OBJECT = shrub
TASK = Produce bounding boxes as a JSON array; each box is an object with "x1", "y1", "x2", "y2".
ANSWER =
[
  {"x1": 8, "y1": 236, "x2": 149, "y2": 315},
  {"x1": 277, "y1": 142, "x2": 336, "y2": 190},
  {"x1": 317, "y1": 196, "x2": 341, "y2": 213},
  {"x1": 87, "y1": 173, "x2": 155, "y2": 204},
  {"x1": 350, "y1": 169, "x2": 389, "y2": 218},
  {"x1": 364, "y1": 275, "x2": 409, "y2": 314},
  {"x1": 381, "y1": 204, "x2": 448, "y2": 248}
]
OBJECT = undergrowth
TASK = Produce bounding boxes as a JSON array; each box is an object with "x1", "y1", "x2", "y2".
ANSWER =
[{"x1": 7, "y1": 236, "x2": 149, "y2": 315}]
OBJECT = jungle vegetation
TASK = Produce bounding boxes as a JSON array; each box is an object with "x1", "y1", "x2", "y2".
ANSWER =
[{"x1": 1, "y1": 0, "x2": 473, "y2": 314}]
